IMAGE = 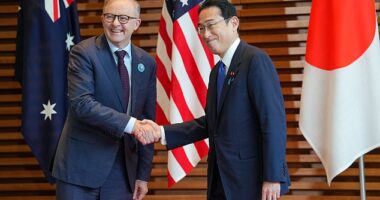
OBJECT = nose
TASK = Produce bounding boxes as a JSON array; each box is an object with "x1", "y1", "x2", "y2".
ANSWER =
[
  {"x1": 112, "y1": 16, "x2": 121, "y2": 25},
  {"x1": 202, "y1": 28, "x2": 212, "y2": 39}
]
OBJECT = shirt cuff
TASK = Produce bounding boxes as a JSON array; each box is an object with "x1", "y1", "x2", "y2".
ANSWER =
[
  {"x1": 160, "y1": 126, "x2": 167, "y2": 145},
  {"x1": 124, "y1": 117, "x2": 137, "y2": 134}
]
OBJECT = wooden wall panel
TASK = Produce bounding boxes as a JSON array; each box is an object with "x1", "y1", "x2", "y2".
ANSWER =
[{"x1": 0, "y1": 0, "x2": 380, "y2": 199}]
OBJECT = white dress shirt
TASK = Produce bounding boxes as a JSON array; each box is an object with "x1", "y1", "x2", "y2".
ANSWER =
[{"x1": 107, "y1": 40, "x2": 136, "y2": 134}]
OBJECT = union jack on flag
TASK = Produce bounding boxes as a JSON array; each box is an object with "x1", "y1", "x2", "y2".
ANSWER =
[
  {"x1": 156, "y1": 0, "x2": 217, "y2": 187},
  {"x1": 45, "y1": 0, "x2": 74, "y2": 22}
]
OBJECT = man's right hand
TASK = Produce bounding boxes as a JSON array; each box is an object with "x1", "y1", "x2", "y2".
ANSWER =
[{"x1": 132, "y1": 120, "x2": 161, "y2": 145}]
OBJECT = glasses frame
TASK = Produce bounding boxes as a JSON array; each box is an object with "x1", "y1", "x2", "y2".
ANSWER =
[
  {"x1": 102, "y1": 13, "x2": 138, "y2": 24},
  {"x1": 197, "y1": 18, "x2": 231, "y2": 34}
]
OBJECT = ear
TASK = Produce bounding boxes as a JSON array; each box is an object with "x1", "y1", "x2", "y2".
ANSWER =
[
  {"x1": 133, "y1": 18, "x2": 141, "y2": 31},
  {"x1": 230, "y1": 16, "x2": 239, "y2": 31}
]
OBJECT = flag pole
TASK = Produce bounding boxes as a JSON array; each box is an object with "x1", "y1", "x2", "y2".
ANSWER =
[{"x1": 359, "y1": 155, "x2": 366, "y2": 200}]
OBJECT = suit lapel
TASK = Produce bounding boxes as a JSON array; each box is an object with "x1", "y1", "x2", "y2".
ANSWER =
[
  {"x1": 130, "y1": 45, "x2": 144, "y2": 115},
  {"x1": 207, "y1": 66, "x2": 218, "y2": 125},
  {"x1": 95, "y1": 34, "x2": 126, "y2": 111},
  {"x1": 217, "y1": 41, "x2": 244, "y2": 116}
]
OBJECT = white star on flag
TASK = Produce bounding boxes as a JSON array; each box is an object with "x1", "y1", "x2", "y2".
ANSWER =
[
  {"x1": 40, "y1": 100, "x2": 57, "y2": 120},
  {"x1": 65, "y1": 32, "x2": 74, "y2": 50},
  {"x1": 180, "y1": 0, "x2": 188, "y2": 7}
]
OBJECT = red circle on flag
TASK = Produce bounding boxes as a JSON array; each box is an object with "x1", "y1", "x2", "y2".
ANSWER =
[{"x1": 305, "y1": 0, "x2": 376, "y2": 70}]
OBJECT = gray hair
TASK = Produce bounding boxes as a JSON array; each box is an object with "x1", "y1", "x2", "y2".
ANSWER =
[{"x1": 103, "y1": 0, "x2": 141, "y2": 16}]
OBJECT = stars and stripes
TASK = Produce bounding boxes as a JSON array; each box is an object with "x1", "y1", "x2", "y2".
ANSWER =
[
  {"x1": 156, "y1": 0, "x2": 217, "y2": 187},
  {"x1": 15, "y1": 0, "x2": 80, "y2": 182}
]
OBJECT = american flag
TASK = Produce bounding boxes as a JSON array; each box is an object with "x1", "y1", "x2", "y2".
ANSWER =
[{"x1": 156, "y1": 0, "x2": 217, "y2": 187}]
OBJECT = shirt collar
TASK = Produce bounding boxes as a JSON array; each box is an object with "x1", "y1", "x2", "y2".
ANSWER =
[
  {"x1": 106, "y1": 39, "x2": 132, "y2": 58},
  {"x1": 220, "y1": 38, "x2": 240, "y2": 69}
]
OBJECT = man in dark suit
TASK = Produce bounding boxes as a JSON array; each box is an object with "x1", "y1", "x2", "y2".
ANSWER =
[
  {"x1": 135, "y1": 0, "x2": 290, "y2": 199},
  {"x1": 52, "y1": 0, "x2": 156, "y2": 199}
]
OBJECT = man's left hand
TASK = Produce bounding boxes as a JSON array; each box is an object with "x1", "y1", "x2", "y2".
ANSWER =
[
  {"x1": 262, "y1": 182, "x2": 280, "y2": 200},
  {"x1": 133, "y1": 180, "x2": 148, "y2": 200}
]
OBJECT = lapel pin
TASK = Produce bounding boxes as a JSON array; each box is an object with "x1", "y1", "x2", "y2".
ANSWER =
[
  {"x1": 138, "y1": 63, "x2": 145, "y2": 72},
  {"x1": 228, "y1": 71, "x2": 236, "y2": 85}
]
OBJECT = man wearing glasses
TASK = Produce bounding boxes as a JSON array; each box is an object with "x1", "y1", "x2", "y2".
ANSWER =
[
  {"x1": 135, "y1": 0, "x2": 290, "y2": 199},
  {"x1": 52, "y1": 0, "x2": 156, "y2": 199}
]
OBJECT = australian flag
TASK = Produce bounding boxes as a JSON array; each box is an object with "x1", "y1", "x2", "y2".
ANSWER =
[{"x1": 15, "y1": 0, "x2": 80, "y2": 183}]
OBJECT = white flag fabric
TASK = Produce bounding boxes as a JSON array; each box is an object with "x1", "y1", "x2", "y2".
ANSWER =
[{"x1": 299, "y1": 0, "x2": 380, "y2": 184}]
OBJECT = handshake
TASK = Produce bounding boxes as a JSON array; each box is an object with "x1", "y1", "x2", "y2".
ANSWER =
[{"x1": 132, "y1": 120, "x2": 162, "y2": 145}]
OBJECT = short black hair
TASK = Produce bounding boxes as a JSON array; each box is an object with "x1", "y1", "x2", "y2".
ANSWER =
[{"x1": 198, "y1": 0, "x2": 237, "y2": 19}]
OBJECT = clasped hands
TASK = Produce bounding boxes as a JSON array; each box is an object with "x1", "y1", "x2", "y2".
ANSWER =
[{"x1": 132, "y1": 120, "x2": 161, "y2": 145}]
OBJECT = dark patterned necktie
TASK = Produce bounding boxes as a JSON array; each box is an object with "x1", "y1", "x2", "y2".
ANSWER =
[
  {"x1": 216, "y1": 61, "x2": 225, "y2": 106},
  {"x1": 115, "y1": 50, "x2": 130, "y2": 109}
]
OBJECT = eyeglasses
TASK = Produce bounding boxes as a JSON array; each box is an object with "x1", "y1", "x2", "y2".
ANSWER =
[
  {"x1": 102, "y1": 13, "x2": 138, "y2": 24},
  {"x1": 197, "y1": 18, "x2": 230, "y2": 34}
]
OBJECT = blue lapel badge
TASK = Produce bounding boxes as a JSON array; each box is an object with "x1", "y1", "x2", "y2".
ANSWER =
[{"x1": 138, "y1": 63, "x2": 145, "y2": 72}]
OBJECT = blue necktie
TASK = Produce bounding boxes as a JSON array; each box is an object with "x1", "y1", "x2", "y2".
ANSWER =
[
  {"x1": 115, "y1": 50, "x2": 130, "y2": 109},
  {"x1": 216, "y1": 61, "x2": 226, "y2": 106}
]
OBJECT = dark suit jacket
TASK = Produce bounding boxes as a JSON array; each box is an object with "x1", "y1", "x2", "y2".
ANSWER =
[
  {"x1": 165, "y1": 41, "x2": 290, "y2": 200},
  {"x1": 52, "y1": 34, "x2": 156, "y2": 191}
]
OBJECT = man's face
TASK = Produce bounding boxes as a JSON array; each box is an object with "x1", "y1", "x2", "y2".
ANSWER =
[
  {"x1": 102, "y1": 0, "x2": 141, "y2": 48},
  {"x1": 198, "y1": 6, "x2": 239, "y2": 57}
]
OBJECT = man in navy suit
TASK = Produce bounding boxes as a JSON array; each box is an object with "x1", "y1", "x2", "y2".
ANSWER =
[
  {"x1": 135, "y1": 0, "x2": 290, "y2": 199},
  {"x1": 52, "y1": 0, "x2": 156, "y2": 199}
]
